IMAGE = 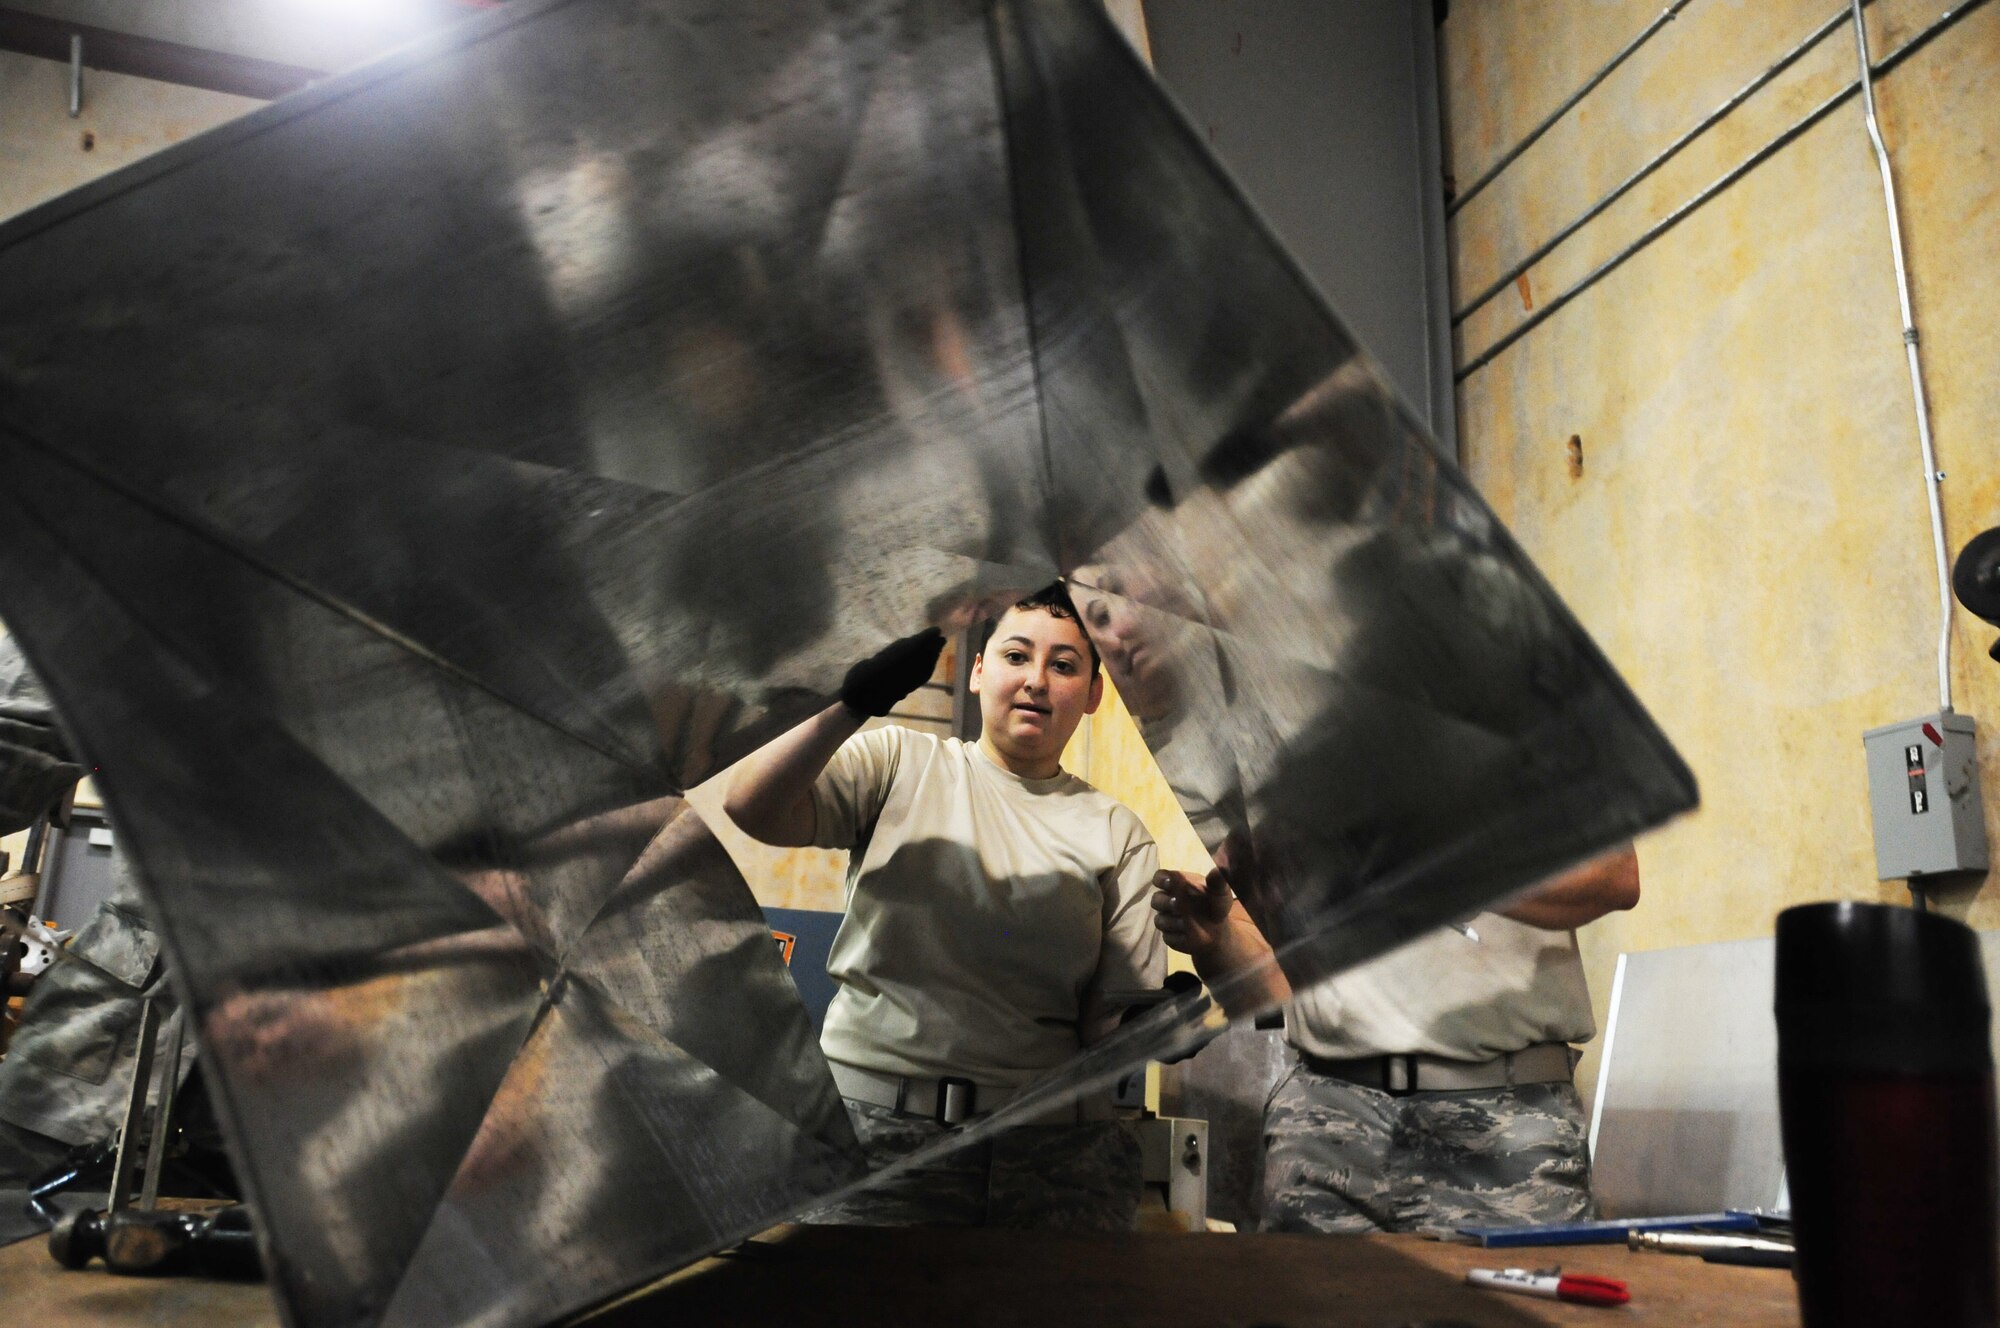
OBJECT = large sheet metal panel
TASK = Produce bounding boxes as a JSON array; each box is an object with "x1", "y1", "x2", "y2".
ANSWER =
[
  {"x1": 1589, "y1": 933, "x2": 2000, "y2": 1219},
  {"x1": 1588, "y1": 941, "x2": 1787, "y2": 1220},
  {"x1": 0, "y1": 1, "x2": 1696, "y2": 1324}
]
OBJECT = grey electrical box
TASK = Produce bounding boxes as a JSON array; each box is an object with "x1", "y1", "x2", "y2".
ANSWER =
[{"x1": 1863, "y1": 712, "x2": 1989, "y2": 880}]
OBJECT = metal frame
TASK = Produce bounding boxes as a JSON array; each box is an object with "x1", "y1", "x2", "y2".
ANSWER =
[{"x1": 104, "y1": 995, "x2": 161, "y2": 1212}]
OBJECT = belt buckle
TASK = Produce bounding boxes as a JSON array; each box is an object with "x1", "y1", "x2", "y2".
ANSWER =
[
  {"x1": 1382, "y1": 1055, "x2": 1420, "y2": 1097},
  {"x1": 934, "y1": 1076, "x2": 977, "y2": 1126}
]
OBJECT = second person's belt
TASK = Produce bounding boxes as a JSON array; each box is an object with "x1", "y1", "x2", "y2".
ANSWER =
[
  {"x1": 1301, "y1": 1042, "x2": 1576, "y2": 1097},
  {"x1": 830, "y1": 1061, "x2": 1089, "y2": 1127}
]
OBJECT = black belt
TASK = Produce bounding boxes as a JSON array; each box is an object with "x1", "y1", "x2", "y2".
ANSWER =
[{"x1": 1299, "y1": 1042, "x2": 1576, "y2": 1097}]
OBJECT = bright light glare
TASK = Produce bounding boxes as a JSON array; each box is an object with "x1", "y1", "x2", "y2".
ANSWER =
[{"x1": 272, "y1": 0, "x2": 443, "y2": 26}]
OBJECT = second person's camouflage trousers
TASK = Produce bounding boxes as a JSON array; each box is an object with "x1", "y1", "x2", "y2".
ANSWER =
[
  {"x1": 1260, "y1": 1057, "x2": 1595, "y2": 1235},
  {"x1": 804, "y1": 1099, "x2": 1142, "y2": 1232}
]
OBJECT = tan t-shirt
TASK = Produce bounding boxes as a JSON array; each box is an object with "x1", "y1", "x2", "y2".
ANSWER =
[
  {"x1": 811, "y1": 726, "x2": 1164, "y2": 1090},
  {"x1": 1286, "y1": 913, "x2": 1595, "y2": 1061}
]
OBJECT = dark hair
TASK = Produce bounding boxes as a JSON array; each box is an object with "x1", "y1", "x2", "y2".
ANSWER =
[{"x1": 989, "y1": 581, "x2": 1100, "y2": 675}]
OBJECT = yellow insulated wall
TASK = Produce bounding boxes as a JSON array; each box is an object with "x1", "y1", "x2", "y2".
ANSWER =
[
  {"x1": 1439, "y1": 0, "x2": 2000, "y2": 1084},
  {"x1": 0, "y1": 48, "x2": 260, "y2": 220}
]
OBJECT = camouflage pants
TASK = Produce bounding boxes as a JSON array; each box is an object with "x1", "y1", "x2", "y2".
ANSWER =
[
  {"x1": 804, "y1": 1099, "x2": 1141, "y2": 1232},
  {"x1": 1261, "y1": 1059, "x2": 1594, "y2": 1234},
  {"x1": 0, "y1": 1118, "x2": 71, "y2": 1189}
]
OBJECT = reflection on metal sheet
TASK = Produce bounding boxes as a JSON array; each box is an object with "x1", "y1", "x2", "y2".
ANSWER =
[{"x1": 0, "y1": 0, "x2": 1695, "y2": 1324}]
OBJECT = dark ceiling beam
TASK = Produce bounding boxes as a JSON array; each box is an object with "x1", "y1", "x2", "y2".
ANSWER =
[{"x1": 0, "y1": 6, "x2": 327, "y2": 100}]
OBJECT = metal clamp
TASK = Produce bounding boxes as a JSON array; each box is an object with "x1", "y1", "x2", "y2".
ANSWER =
[{"x1": 106, "y1": 998, "x2": 188, "y2": 1213}]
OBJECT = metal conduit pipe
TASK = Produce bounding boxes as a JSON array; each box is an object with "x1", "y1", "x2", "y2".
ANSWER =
[
  {"x1": 1447, "y1": 0, "x2": 1697, "y2": 218},
  {"x1": 1850, "y1": 0, "x2": 1955, "y2": 714},
  {"x1": 1453, "y1": 2, "x2": 1864, "y2": 327},
  {"x1": 1452, "y1": 0, "x2": 1990, "y2": 383}
]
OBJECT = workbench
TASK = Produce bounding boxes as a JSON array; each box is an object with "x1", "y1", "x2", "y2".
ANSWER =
[{"x1": 4, "y1": 1223, "x2": 1800, "y2": 1327}]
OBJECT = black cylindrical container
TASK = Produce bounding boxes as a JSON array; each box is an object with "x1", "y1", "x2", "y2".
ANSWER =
[{"x1": 1776, "y1": 901, "x2": 2000, "y2": 1327}]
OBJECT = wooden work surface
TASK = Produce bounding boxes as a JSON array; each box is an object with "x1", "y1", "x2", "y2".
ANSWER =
[
  {"x1": 2, "y1": 1235, "x2": 276, "y2": 1328},
  {"x1": 606, "y1": 1225, "x2": 1799, "y2": 1328},
  {"x1": 3, "y1": 1223, "x2": 1799, "y2": 1327}
]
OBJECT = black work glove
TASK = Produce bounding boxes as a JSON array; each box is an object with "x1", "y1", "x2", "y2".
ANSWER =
[{"x1": 839, "y1": 628, "x2": 946, "y2": 718}]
